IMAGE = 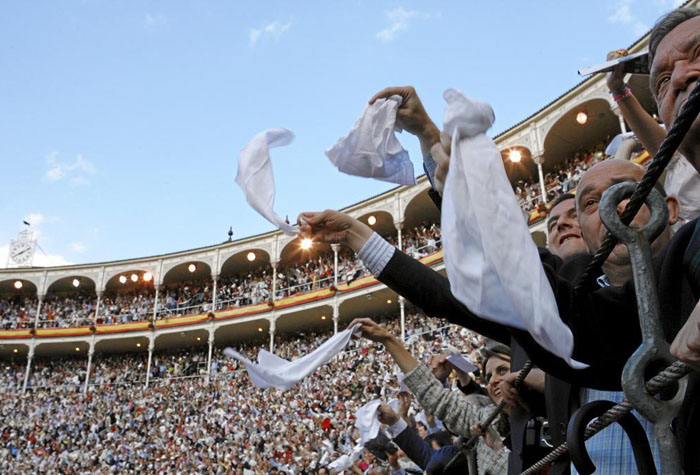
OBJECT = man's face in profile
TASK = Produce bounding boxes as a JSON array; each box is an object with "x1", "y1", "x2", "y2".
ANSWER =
[
  {"x1": 547, "y1": 197, "x2": 586, "y2": 261},
  {"x1": 651, "y1": 15, "x2": 700, "y2": 162}
]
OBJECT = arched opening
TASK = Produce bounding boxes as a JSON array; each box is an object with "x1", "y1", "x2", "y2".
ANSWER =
[
  {"x1": 40, "y1": 276, "x2": 97, "y2": 328},
  {"x1": 277, "y1": 237, "x2": 334, "y2": 299},
  {"x1": 160, "y1": 262, "x2": 213, "y2": 319},
  {"x1": 0, "y1": 279, "x2": 38, "y2": 330},
  {"x1": 92, "y1": 336, "x2": 150, "y2": 388},
  {"x1": 401, "y1": 190, "x2": 442, "y2": 258},
  {"x1": 217, "y1": 249, "x2": 272, "y2": 311},
  {"x1": 100, "y1": 270, "x2": 155, "y2": 325}
]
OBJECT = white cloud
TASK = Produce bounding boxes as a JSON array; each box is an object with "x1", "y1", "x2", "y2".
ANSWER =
[
  {"x1": 608, "y1": 0, "x2": 652, "y2": 37},
  {"x1": 0, "y1": 245, "x2": 72, "y2": 269},
  {"x1": 249, "y1": 20, "x2": 292, "y2": 47},
  {"x1": 70, "y1": 241, "x2": 86, "y2": 253},
  {"x1": 377, "y1": 7, "x2": 430, "y2": 42},
  {"x1": 43, "y1": 152, "x2": 96, "y2": 185},
  {"x1": 145, "y1": 13, "x2": 167, "y2": 26},
  {"x1": 609, "y1": 0, "x2": 634, "y2": 24},
  {"x1": 23, "y1": 213, "x2": 44, "y2": 227},
  {"x1": 634, "y1": 21, "x2": 650, "y2": 36}
]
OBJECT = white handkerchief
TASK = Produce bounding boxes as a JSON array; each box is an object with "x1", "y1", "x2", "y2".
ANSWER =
[
  {"x1": 328, "y1": 445, "x2": 364, "y2": 472},
  {"x1": 440, "y1": 88, "x2": 585, "y2": 369},
  {"x1": 235, "y1": 128, "x2": 299, "y2": 235},
  {"x1": 224, "y1": 324, "x2": 360, "y2": 390},
  {"x1": 355, "y1": 399, "x2": 382, "y2": 445},
  {"x1": 326, "y1": 95, "x2": 416, "y2": 185}
]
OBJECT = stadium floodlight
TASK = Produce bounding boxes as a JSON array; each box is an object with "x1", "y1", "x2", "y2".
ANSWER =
[
  {"x1": 576, "y1": 111, "x2": 588, "y2": 125},
  {"x1": 301, "y1": 238, "x2": 313, "y2": 250},
  {"x1": 143, "y1": 272, "x2": 153, "y2": 282},
  {"x1": 13, "y1": 280, "x2": 22, "y2": 290},
  {"x1": 367, "y1": 215, "x2": 377, "y2": 226},
  {"x1": 509, "y1": 149, "x2": 522, "y2": 163},
  {"x1": 72, "y1": 278, "x2": 80, "y2": 288},
  {"x1": 130, "y1": 273, "x2": 138, "y2": 283},
  {"x1": 188, "y1": 263, "x2": 197, "y2": 273},
  {"x1": 119, "y1": 275, "x2": 127, "y2": 284},
  {"x1": 247, "y1": 252, "x2": 256, "y2": 262}
]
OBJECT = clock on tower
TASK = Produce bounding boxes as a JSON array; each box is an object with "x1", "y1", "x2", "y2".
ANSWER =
[{"x1": 7, "y1": 230, "x2": 37, "y2": 268}]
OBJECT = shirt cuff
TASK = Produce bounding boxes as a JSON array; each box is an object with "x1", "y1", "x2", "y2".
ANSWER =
[
  {"x1": 357, "y1": 232, "x2": 395, "y2": 277},
  {"x1": 385, "y1": 418, "x2": 408, "y2": 439}
]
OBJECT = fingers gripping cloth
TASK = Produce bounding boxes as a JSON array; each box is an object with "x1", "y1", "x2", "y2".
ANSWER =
[
  {"x1": 440, "y1": 88, "x2": 584, "y2": 369},
  {"x1": 325, "y1": 95, "x2": 416, "y2": 185}
]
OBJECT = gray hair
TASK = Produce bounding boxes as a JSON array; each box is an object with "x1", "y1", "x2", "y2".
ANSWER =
[{"x1": 649, "y1": 7, "x2": 700, "y2": 68}]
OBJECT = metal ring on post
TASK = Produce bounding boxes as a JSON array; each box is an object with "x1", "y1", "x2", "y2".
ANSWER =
[
  {"x1": 598, "y1": 182, "x2": 668, "y2": 247},
  {"x1": 567, "y1": 400, "x2": 656, "y2": 475}
]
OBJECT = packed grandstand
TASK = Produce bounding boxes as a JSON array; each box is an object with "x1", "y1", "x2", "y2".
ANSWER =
[{"x1": 3, "y1": 6, "x2": 693, "y2": 473}]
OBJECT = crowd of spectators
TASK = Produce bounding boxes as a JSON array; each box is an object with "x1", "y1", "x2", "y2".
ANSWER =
[
  {"x1": 0, "y1": 222, "x2": 445, "y2": 330},
  {"x1": 515, "y1": 144, "x2": 609, "y2": 214},
  {"x1": 0, "y1": 310, "x2": 486, "y2": 473}
]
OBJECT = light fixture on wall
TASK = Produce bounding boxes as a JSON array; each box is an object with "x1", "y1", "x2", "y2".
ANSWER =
[
  {"x1": 509, "y1": 149, "x2": 522, "y2": 163},
  {"x1": 576, "y1": 111, "x2": 588, "y2": 125}
]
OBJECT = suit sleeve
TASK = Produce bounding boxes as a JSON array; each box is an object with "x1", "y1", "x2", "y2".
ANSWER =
[
  {"x1": 377, "y1": 249, "x2": 511, "y2": 344},
  {"x1": 392, "y1": 424, "x2": 435, "y2": 470}
]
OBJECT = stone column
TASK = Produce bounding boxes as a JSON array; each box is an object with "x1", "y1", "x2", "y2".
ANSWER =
[
  {"x1": 211, "y1": 274, "x2": 218, "y2": 312},
  {"x1": 332, "y1": 302, "x2": 339, "y2": 335},
  {"x1": 22, "y1": 343, "x2": 35, "y2": 393},
  {"x1": 271, "y1": 261, "x2": 278, "y2": 301},
  {"x1": 152, "y1": 285, "x2": 160, "y2": 323},
  {"x1": 206, "y1": 327, "x2": 215, "y2": 385},
  {"x1": 612, "y1": 105, "x2": 628, "y2": 133},
  {"x1": 395, "y1": 220, "x2": 404, "y2": 252},
  {"x1": 145, "y1": 337, "x2": 155, "y2": 388},
  {"x1": 331, "y1": 244, "x2": 340, "y2": 288},
  {"x1": 83, "y1": 340, "x2": 95, "y2": 395},
  {"x1": 34, "y1": 295, "x2": 44, "y2": 329},
  {"x1": 94, "y1": 291, "x2": 103, "y2": 325},
  {"x1": 533, "y1": 154, "x2": 548, "y2": 204},
  {"x1": 269, "y1": 318, "x2": 276, "y2": 353}
]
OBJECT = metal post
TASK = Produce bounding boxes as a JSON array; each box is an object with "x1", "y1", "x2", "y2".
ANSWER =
[
  {"x1": 83, "y1": 340, "x2": 95, "y2": 395},
  {"x1": 34, "y1": 295, "x2": 43, "y2": 329},
  {"x1": 333, "y1": 302, "x2": 339, "y2": 335},
  {"x1": 534, "y1": 155, "x2": 547, "y2": 204},
  {"x1": 395, "y1": 221, "x2": 403, "y2": 252},
  {"x1": 211, "y1": 275, "x2": 218, "y2": 312},
  {"x1": 399, "y1": 296, "x2": 406, "y2": 341},
  {"x1": 145, "y1": 338, "x2": 154, "y2": 388},
  {"x1": 331, "y1": 244, "x2": 339, "y2": 288},
  {"x1": 271, "y1": 261, "x2": 278, "y2": 301},
  {"x1": 94, "y1": 291, "x2": 102, "y2": 325},
  {"x1": 22, "y1": 343, "x2": 35, "y2": 393},
  {"x1": 206, "y1": 327, "x2": 214, "y2": 385},
  {"x1": 152, "y1": 285, "x2": 160, "y2": 323},
  {"x1": 269, "y1": 319, "x2": 276, "y2": 353}
]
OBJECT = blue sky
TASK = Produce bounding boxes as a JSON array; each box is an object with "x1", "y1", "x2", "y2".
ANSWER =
[{"x1": 0, "y1": 0, "x2": 685, "y2": 267}]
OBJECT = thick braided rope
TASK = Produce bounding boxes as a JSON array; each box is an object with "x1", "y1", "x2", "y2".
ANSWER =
[
  {"x1": 521, "y1": 361, "x2": 693, "y2": 475},
  {"x1": 574, "y1": 79, "x2": 700, "y2": 295},
  {"x1": 463, "y1": 360, "x2": 535, "y2": 450},
  {"x1": 442, "y1": 360, "x2": 537, "y2": 471}
]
